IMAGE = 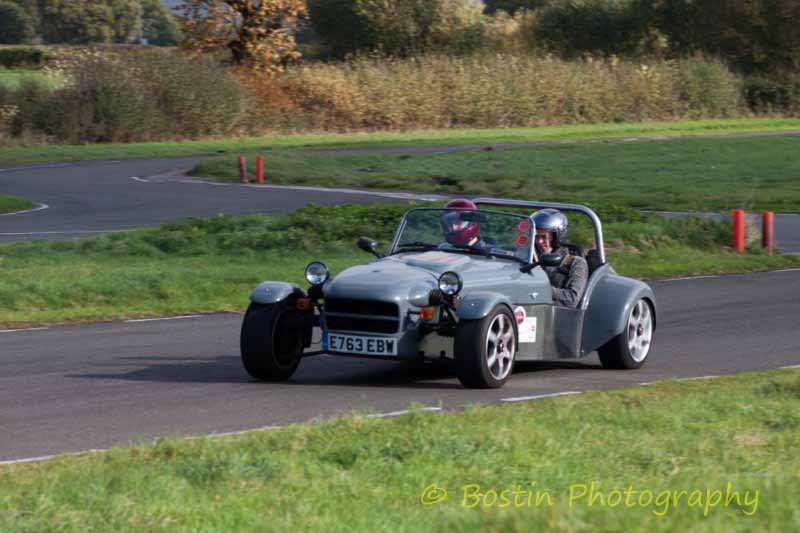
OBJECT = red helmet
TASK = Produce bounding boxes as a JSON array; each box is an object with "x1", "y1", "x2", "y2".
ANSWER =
[{"x1": 441, "y1": 199, "x2": 480, "y2": 246}]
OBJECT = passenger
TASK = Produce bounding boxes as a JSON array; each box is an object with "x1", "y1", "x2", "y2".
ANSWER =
[{"x1": 532, "y1": 209, "x2": 588, "y2": 308}]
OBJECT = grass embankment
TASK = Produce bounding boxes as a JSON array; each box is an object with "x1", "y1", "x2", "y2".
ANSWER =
[
  {"x1": 0, "y1": 118, "x2": 798, "y2": 164},
  {"x1": 196, "y1": 134, "x2": 800, "y2": 213},
  {"x1": 0, "y1": 194, "x2": 35, "y2": 214},
  {"x1": 1, "y1": 204, "x2": 797, "y2": 328},
  {"x1": 2, "y1": 369, "x2": 798, "y2": 531}
]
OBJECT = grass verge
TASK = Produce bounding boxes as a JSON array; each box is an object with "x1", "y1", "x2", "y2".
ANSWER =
[
  {"x1": 0, "y1": 118, "x2": 799, "y2": 164},
  {"x1": 195, "y1": 134, "x2": 800, "y2": 213},
  {"x1": 2, "y1": 368, "x2": 798, "y2": 531},
  {"x1": 1, "y1": 204, "x2": 798, "y2": 328},
  {"x1": 0, "y1": 194, "x2": 35, "y2": 214}
]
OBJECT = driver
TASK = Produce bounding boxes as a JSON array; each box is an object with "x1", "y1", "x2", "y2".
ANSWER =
[
  {"x1": 440, "y1": 199, "x2": 491, "y2": 249},
  {"x1": 532, "y1": 208, "x2": 588, "y2": 308}
]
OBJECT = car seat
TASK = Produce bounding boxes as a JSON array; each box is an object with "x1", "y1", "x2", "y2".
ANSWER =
[{"x1": 585, "y1": 249, "x2": 603, "y2": 276}]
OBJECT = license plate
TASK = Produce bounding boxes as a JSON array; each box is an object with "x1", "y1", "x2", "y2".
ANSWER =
[{"x1": 324, "y1": 333, "x2": 398, "y2": 356}]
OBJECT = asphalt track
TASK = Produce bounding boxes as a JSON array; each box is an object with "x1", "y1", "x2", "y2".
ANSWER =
[
  {"x1": 1, "y1": 156, "x2": 799, "y2": 462},
  {"x1": 1, "y1": 269, "x2": 799, "y2": 462},
  {"x1": 0, "y1": 158, "x2": 438, "y2": 242}
]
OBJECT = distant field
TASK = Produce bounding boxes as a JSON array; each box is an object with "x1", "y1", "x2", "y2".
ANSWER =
[
  {"x1": 195, "y1": 134, "x2": 800, "y2": 213},
  {"x1": 2, "y1": 368, "x2": 798, "y2": 531},
  {"x1": 0, "y1": 117, "x2": 799, "y2": 164},
  {"x1": 0, "y1": 69, "x2": 63, "y2": 90},
  {"x1": 0, "y1": 194, "x2": 35, "y2": 214}
]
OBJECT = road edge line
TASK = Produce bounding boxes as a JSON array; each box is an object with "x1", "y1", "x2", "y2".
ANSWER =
[
  {"x1": 0, "y1": 203, "x2": 49, "y2": 217},
  {"x1": 501, "y1": 391, "x2": 582, "y2": 403},
  {"x1": 0, "y1": 327, "x2": 50, "y2": 334},
  {"x1": 125, "y1": 315, "x2": 204, "y2": 323}
]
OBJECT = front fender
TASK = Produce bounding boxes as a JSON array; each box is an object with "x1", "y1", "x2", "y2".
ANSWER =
[
  {"x1": 456, "y1": 291, "x2": 513, "y2": 321},
  {"x1": 249, "y1": 281, "x2": 306, "y2": 305},
  {"x1": 581, "y1": 274, "x2": 657, "y2": 354}
]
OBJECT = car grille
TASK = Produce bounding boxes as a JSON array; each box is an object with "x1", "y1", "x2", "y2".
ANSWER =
[{"x1": 324, "y1": 298, "x2": 400, "y2": 334}]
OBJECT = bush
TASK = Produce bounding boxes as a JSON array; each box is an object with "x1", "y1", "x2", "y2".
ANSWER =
[
  {"x1": 4, "y1": 76, "x2": 51, "y2": 139},
  {"x1": 673, "y1": 56, "x2": 744, "y2": 118},
  {"x1": 8, "y1": 51, "x2": 249, "y2": 143},
  {"x1": 308, "y1": 0, "x2": 486, "y2": 58},
  {"x1": 234, "y1": 69, "x2": 305, "y2": 130},
  {"x1": 40, "y1": 0, "x2": 115, "y2": 44},
  {"x1": 306, "y1": 0, "x2": 372, "y2": 58},
  {"x1": 0, "y1": 2, "x2": 36, "y2": 44},
  {"x1": 47, "y1": 55, "x2": 166, "y2": 142},
  {"x1": 482, "y1": 9, "x2": 539, "y2": 52},
  {"x1": 271, "y1": 53, "x2": 746, "y2": 131},
  {"x1": 534, "y1": 0, "x2": 657, "y2": 58},
  {"x1": 3, "y1": 49, "x2": 756, "y2": 142},
  {"x1": 141, "y1": 0, "x2": 183, "y2": 46},
  {"x1": 648, "y1": 0, "x2": 800, "y2": 75},
  {"x1": 530, "y1": 0, "x2": 800, "y2": 75},
  {"x1": 0, "y1": 47, "x2": 50, "y2": 68},
  {"x1": 38, "y1": 0, "x2": 143, "y2": 44},
  {"x1": 484, "y1": 0, "x2": 549, "y2": 13},
  {"x1": 136, "y1": 53, "x2": 247, "y2": 138},
  {"x1": 744, "y1": 71, "x2": 800, "y2": 115}
]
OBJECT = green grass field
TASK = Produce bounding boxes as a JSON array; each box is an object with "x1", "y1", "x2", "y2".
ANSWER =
[
  {"x1": 2, "y1": 368, "x2": 797, "y2": 531},
  {"x1": 0, "y1": 68, "x2": 63, "y2": 90},
  {"x1": 0, "y1": 204, "x2": 798, "y2": 328},
  {"x1": 195, "y1": 134, "x2": 800, "y2": 213},
  {"x1": 0, "y1": 194, "x2": 35, "y2": 214},
  {"x1": 0, "y1": 117, "x2": 799, "y2": 164}
]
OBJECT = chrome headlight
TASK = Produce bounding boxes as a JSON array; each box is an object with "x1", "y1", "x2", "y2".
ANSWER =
[
  {"x1": 305, "y1": 261, "x2": 329, "y2": 286},
  {"x1": 438, "y1": 271, "x2": 463, "y2": 296}
]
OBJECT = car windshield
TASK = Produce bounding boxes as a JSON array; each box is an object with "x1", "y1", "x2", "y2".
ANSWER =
[{"x1": 392, "y1": 208, "x2": 534, "y2": 262}]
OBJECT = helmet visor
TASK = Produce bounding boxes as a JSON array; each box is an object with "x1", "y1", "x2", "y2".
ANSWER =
[{"x1": 441, "y1": 211, "x2": 471, "y2": 232}]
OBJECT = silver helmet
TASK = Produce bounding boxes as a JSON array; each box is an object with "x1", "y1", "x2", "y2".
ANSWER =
[{"x1": 532, "y1": 208, "x2": 568, "y2": 249}]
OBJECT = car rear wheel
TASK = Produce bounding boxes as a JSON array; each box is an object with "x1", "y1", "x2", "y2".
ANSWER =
[
  {"x1": 240, "y1": 302, "x2": 304, "y2": 381},
  {"x1": 598, "y1": 298, "x2": 654, "y2": 369},
  {"x1": 455, "y1": 305, "x2": 517, "y2": 388}
]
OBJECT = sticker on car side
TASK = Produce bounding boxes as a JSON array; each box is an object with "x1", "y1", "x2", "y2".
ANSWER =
[{"x1": 514, "y1": 306, "x2": 537, "y2": 343}]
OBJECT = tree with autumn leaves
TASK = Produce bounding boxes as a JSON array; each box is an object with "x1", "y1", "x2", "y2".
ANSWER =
[{"x1": 179, "y1": 0, "x2": 306, "y2": 74}]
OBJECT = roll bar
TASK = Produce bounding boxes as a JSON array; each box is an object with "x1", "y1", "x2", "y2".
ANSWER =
[{"x1": 472, "y1": 197, "x2": 606, "y2": 264}]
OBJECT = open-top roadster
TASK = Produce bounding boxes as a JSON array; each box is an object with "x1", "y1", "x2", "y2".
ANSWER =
[{"x1": 241, "y1": 198, "x2": 657, "y2": 388}]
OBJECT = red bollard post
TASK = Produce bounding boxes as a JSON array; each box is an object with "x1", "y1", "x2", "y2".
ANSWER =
[
  {"x1": 762, "y1": 211, "x2": 774, "y2": 255},
  {"x1": 237, "y1": 155, "x2": 248, "y2": 184},
  {"x1": 256, "y1": 156, "x2": 264, "y2": 185},
  {"x1": 732, "y1": 209, "x2": 745, "y2": 253}
]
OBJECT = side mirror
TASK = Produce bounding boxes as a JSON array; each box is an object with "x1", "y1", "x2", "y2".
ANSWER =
[
  {"x1": 357, "y1": 237, "x2": 383, "y2": 258},
  {"x1": 540, "y1": 253, "x2": 563, "y2": 268}
]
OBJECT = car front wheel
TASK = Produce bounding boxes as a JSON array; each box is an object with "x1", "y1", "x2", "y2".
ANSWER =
[
  {"x1": 240, "y1": 302, "x2": 304, "y2": 381},
  {"x1": 598, "y1": 298, "x2": 654, "y2": 369},
  {"x1": 455, "y1": 305, "x2": 517, "y2": 389}
]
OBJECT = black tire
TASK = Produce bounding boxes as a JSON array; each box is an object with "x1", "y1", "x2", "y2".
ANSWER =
[
  {"x1": 598, "y1": 298, "x2": 654, "y2": 370},
  {"x1": 455, "y1": 305, "x2": 517, "y2": 389},
  {"x1": 240, "y1": 302, "x2": 304, "y2": 381}
]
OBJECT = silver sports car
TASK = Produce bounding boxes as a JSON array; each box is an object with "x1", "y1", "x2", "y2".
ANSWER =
[{"x1": 241, "y1": 198, "x2": 657, "y2": 388}]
